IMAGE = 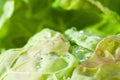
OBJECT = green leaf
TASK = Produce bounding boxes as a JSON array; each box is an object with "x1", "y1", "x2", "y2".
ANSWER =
[
  {"x1": 0, "y1": 29, "x2": 78, "y2": 80},
  {"x1": 95, "y1": 63, "x2": 120, "y2": 80},
  {"x1": 65, "y1": 28, "x2": 101, "y2": 62}
]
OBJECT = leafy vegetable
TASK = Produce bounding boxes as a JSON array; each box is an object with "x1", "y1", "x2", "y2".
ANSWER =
[
  {"x1": 0, "y1": 0, "x2": 120, "y2": 80},
  {"x1": 0, "y1": 29, "x2": 78, "y2": 80},
  {"x1": 76, "y1": 34, "x2": 120, "y2": 80},
  {"x1": 1, "y1": 28, "x2": 120, "y2": 80},
  {"x1": 65, "y1": 28, "x2": 102, "y2": 62}
]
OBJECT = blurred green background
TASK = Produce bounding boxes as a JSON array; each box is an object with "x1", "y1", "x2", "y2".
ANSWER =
[{"x1": 0, "y1": 0, "x2": 120, "y2": 51}]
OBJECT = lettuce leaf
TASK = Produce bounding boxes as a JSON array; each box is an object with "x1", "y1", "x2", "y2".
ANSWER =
[
  {"x1": 0, "y1": 29, "x2": 120, "y2": 80},
  {"x1": 0, "y1": 29, "x2": 78, "y2": 80},
  {"x1": 0, "y1": 0, "x2": 120, "y2": 79},
  {"x1": 74, "y1": 34, "x2": 120, "y2": 80},
  {"x1": 65, "y1": 28, "x2": 102, "y2": 62}
]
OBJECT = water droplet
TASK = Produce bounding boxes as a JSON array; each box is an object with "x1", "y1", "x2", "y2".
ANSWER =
[
  {"x1": 79, "y1": 30, "x2": 84, "y2": 34},
  {"x1": 36, "y1": 65, "x2": 41, "y2": 70},
  {"x1": 35, "y1": 57, "x2": 43, "y2": 71}
]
